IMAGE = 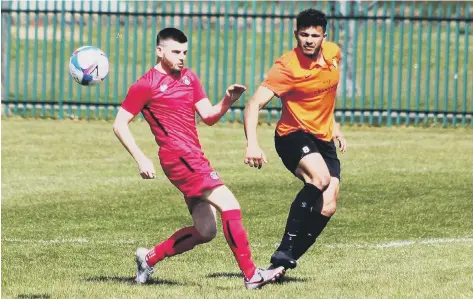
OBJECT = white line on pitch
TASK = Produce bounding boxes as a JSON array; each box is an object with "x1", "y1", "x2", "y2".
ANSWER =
[
  {"x1": 2, "y1": 237, "x2": 473, "y2": 249},
  {"x1": 1, "y1": 238, "x2": 136, "y2": 245},
  {"x1": 324, "y1": 237, "x2": 473, "y2": 249}
]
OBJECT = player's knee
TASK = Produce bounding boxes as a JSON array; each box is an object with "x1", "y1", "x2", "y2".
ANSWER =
[
  {"x1": 305, "y1": 175, "x2": 331, "y2": 192},
  {"x1": 197, "y1": 224, "x2": 217, "y2": 243},
  {"x1": 191, "y1": 200, "x2": 218, "y2": 242},
  {"x1": 322, "y1": 200, "x2": 337, "y2": 216},
  {"x1": 321, "y1": 193, "x2": 338, "y2": 216}
]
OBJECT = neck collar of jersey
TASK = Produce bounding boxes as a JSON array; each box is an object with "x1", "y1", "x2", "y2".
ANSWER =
[{"x1": 295, "y1": 44, "x2": 330, "y2": 70}]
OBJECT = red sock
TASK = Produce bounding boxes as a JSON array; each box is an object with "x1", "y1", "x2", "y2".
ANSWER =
[
  {"x1": 145, "y1": 226, "x2": 203, "y2": 267},
  {"x1": 221, "y1": 209, "x2": 257, "y2": 280}
]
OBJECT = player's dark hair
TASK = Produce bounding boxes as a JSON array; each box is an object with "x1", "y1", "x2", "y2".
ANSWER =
[
  {"x1": 296, "y1": 8, "x2": 327, "y2": 32},
  {"x1": 156, "y1": 28, "x2": 188, "y2": 46}
]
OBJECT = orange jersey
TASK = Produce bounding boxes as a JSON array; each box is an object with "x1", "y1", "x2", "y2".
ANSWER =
[{"x1": 261, "y1": 42, "x2": 341, "y2": 141}]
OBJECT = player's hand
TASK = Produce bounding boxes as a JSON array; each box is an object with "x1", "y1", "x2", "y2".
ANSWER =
[
  {"x1": 244, "y1": 144, "x2": 267, "y2": 169},
  {"x1": 334, "y1": 132, "x2": 347, "y2": 153},
  {"x1": 226, "y1": 84, "x2": 247, "y2": 102},
  {"x1": 137, "y1": 157, "x2": 156, "y2": 179}
]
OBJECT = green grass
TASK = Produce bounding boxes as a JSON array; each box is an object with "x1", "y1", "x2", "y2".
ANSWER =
[
  {"x1": 4, "y1": 0, "x2": 473, "y2": 117},
  {"x1": 2, "y1": 118, "x2": 473, "y2": 298}
]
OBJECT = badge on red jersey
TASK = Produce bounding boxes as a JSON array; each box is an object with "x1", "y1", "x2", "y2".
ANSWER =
[
  {"x1": 181, "y1": 76, "x2": 191, "y2": 86},
  {"x1": 210, "y1": 171, "x2": 219, "y2": 180}
]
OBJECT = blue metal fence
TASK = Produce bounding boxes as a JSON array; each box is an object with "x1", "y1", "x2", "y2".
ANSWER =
[{"x1": 1, "y1": 1, "x2": 472, "y2": 126}]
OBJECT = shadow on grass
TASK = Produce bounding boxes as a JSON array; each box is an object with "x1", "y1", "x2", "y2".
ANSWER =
[
  {"x1": 84, "y1": 276, "x2": 184, "y2": 286},
  {"x1": 206, "y1": 272, "x2": 243, "y2": 279},
  {"x1": 274, "y1": 275, "x2": 308, "y2": 284},
  {"x1": 207, "y1": 272, "x2": 308, "y2": 284}
]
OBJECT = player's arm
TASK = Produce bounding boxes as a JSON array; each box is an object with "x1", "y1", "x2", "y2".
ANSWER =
[
  {"x1": 113, "y1": 108, "x2": 148, "y2": 164},
  {"x1": 243, "y1": 60, "x2": 291, "y2": 169},
  {"x1": 244, "y1": 86, "x2": 275, "y2": 147},
  {"x1": 113, "y1": 108, "x2": 156, "y2": 179},
  {"x1": 242, "y1": 86, "x2": 275, "y2": 168},
  {"x1": 332, "y1": 116, "x2": 347, "y2": 153},
  {"x1": 113, "y1": 81, "x2": 156, "y2": 179},
  {"x1": 195, "y1": 84, "x2": 246, "y2": 126}
]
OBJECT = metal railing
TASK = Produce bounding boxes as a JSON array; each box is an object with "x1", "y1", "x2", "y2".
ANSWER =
[{"x1": 1, "y1": 1, "x2": 472, "y2": 127}]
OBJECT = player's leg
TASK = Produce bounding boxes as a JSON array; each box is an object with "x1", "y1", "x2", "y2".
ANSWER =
[
  {"x1": 136, "y1": 199, "x2": 216, "y2": 284},
  {"x1": 189, "y1": 199, "x2": 218, "y2": 243},
  {"x1": 202, "y1": 185, "x2": 284, "y2": 289},
  {"x1": 202, "y1": 185, "x2": 254, "y2": 278},
  {"x1": 145, "y1": 199, "x2": 217, "y2": 267},
  {"x1": 292, "y1": 177, "x2": 339, "y2": 260},
  {"x1": 136, "y1": 224, "x2": 204, "y2": 284},
  {"x1": 271, "y1": 152, "x2": 330, "y2": 268},
  {"x1": 291, "y1": 139, "x2": 341, "y2": 260},
  {"x1": 271, "y1": 131, "x2": 330, "y2": 269}
]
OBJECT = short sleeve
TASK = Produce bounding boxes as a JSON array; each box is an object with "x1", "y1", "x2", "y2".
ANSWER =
[
  {"x1": 322, "y1": 41, "x2": 341, "y2": 67},
  {"x1": 261, "y1": 61, "x2": 293, "y2": 97},
  {"x1": 121, "y1": 79, "x2": 151, "y2": 115},
  {"x1": 190, "y1": 72, "x2": 208, "y2": 104}
]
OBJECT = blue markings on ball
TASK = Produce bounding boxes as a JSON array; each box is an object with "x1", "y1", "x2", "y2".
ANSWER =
[
  {"x1": 70, "y1": 54, "x2": 82, "y2": 72},
  {"x1": 81, "y1": 74, "x2": 94, "y2": 85}
]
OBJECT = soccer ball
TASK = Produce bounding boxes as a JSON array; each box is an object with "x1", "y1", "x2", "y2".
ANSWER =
[{"x1": 69, "y1": 46, "x2": 109, "y2": 86}]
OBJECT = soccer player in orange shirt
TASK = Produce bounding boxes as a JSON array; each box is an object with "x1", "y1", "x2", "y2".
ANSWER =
[{"x1": 243, "y1": 9, "x2": 347, "y2": 271}]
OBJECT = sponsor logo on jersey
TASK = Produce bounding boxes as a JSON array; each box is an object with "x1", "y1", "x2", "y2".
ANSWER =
[{"x1": 332, "y1": 58, "x2": 338, "y2": 69}]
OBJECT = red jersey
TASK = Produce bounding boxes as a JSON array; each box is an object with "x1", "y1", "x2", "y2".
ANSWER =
[
  {"x1": 121, "y1": 67, "x2": 207, "y2": 156},
  {"x1": 121, "y1": 67, "x2": 224, "y2": 199}
]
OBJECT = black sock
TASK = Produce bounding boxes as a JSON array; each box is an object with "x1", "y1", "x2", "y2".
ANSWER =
[
  {"x1": 276, "y1": 183, "x2": 323, "y2": 256},
  {"x1": 292, "y1": 211, "x2": 331, "y2": 260}
]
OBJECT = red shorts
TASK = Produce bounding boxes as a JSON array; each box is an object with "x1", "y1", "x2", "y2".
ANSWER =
[{"x1": 159, "y1": 151, "x2": 224, "y2": 199}]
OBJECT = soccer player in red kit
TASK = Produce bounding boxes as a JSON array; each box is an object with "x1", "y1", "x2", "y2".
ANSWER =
[{"x1": 113, "y1": 28, "x2": 284, "y2": 289}]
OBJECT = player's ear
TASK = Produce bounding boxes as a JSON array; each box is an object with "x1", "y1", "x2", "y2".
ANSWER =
[{"x1": 156, "y1": 46, "x2": 164, "y2": 59}]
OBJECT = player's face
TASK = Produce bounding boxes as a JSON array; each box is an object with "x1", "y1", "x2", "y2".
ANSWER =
[
  {"x1": 157, "y1": 40, "x2": 188, "y2": 73},
  {"x1": 295, "y1": 26, "x2": 326, "y2": 58}
]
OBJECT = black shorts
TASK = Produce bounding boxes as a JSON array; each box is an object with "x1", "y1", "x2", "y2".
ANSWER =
[{"x1": 274, "y1": 130, "x2": 341, "y2": 181}]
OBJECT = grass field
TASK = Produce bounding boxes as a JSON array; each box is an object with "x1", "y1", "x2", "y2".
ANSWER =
[{"x1": 2, "y1": 118, "x2": 473, "y2": 298}]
